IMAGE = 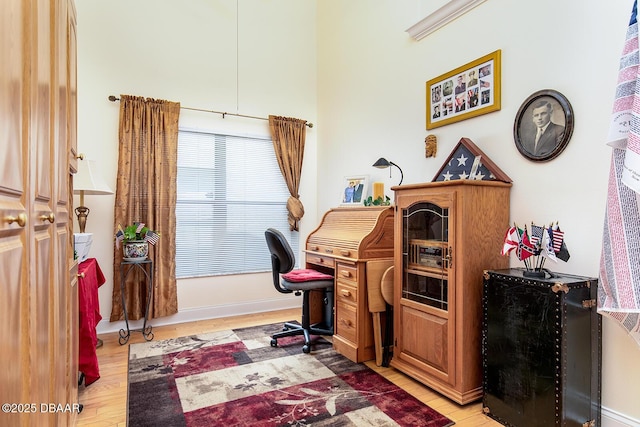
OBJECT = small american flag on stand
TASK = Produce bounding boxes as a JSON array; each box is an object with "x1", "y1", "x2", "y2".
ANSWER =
[
  {"x1": 550, "y1": 224, "x2": 564, "y2": 253},
  {"x1": 529, "y1": 224, "x2": 544, "y2": 253},
  {"x1": 144, "y1": 230, "x2": 160, "y2": 245}
]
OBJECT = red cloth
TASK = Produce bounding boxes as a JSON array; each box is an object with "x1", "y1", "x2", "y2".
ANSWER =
[
  {"x1": 78, "y1": 258, "x2": 105, "y2": 385},
  {"x1": 282, "y1": 269, "x2": 333, "y2": 282}
]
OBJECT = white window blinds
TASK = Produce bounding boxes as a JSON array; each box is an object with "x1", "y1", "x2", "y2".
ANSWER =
[{"x1": 176, "y1": 129, "x2": 299, "y2": 278}]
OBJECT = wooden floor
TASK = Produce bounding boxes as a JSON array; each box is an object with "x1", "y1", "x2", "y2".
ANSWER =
[{"x1": 76, "y1": 308, "x2": 502, "y2": 426}]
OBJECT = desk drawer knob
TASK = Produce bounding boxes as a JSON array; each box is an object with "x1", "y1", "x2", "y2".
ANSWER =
[
  {"x1": 310, "y1": 245, "x2": 319, "y2": 251},
  {"x1": 341, "y1": 319, "x2": 353, "y2": 327},
  {"x1": 340, "y1": 290, "x2": 351, "y2": 297},
  {"x1": 340, "y1": 271, "x2": 352, "y2": 278},
  {"x1": 340, "y1": 250, "x2": 351, "y2": 256}
]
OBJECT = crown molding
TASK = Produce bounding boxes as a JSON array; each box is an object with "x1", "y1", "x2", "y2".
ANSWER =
[{"x1": 406, "y1": 0, "x2": 488, "y2": 41}]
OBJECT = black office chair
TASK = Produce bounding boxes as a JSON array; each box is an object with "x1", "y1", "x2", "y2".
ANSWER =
[{"x1": 264, "y1": 228, "x2": 334, "y2": 353}]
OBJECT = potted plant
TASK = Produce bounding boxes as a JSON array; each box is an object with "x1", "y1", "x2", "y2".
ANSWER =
[
  {"x1": 363, "y1": 195, "x2": 391, "y2": 206},
  {"x1": 115, "y1": 222, "x2": 160, "y2": 262}
]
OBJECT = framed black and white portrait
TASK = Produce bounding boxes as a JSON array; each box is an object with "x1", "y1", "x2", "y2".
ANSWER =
[{"x1": 514, "y1": 90, "x2": 574, "y2": 162}]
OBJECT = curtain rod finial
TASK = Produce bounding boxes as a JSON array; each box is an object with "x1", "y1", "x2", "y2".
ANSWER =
[{"x1": 108, "y1": 95, "x2": 119, "y2": 102}]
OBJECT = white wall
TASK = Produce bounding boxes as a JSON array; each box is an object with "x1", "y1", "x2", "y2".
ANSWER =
[
  {"x1": 77, "y1": 0, "x2": 640, "y2": 423},
  {"x1": 76, "y1": 0, "x2": 319, "y2": 330},
  {"x1": 316, "y1": 0, "x2": 639, "y2": 424}
]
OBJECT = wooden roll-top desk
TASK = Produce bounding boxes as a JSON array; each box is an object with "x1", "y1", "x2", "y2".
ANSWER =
[{"x1": 304, "y1": 206, "x2": 394, "y2": 362}]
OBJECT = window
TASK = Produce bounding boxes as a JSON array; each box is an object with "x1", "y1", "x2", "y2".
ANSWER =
[{"x1": 176, "y1": 129, "x2": 298, "y2": 278}]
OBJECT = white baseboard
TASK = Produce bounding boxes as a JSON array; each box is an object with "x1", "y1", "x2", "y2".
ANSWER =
[
  {"x1": 602, "y1": 406, "x2": 640, "y2": 427},
  {"x1": 96, "y1": 297, "x2": 298, "y2": 335},
  {"x1": 96, "y1": 300, "x2": 640, "y2": 427}
]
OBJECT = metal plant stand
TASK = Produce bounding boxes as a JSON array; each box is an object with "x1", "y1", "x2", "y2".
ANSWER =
[{"x1": 119, "y1": 258, "x2": 154, "y2": 344}]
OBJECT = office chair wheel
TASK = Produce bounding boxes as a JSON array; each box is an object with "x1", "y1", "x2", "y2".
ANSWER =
[
  {"x1": 270, "y1": 338, "x2": 278, "y2": 347},
  {"x1": 302, "y1": 344, "x2": 311, "y2": 354}
]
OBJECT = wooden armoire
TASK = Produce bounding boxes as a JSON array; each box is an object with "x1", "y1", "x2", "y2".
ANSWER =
[
  {"x1": 0, "y1": 0, "x2": 79, "y2": 425},
  {"x1": 391, "y1": 180, "x2": 511, "y2": 405}
]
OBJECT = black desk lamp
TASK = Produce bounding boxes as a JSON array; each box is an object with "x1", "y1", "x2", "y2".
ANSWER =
[{"x1": 372, "y1": 157, "x2": 403, "y2": 185}]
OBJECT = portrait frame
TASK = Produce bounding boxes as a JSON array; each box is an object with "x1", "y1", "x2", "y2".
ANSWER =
[
  {"x1": 340, "y1": 175, "x2": 369, "y2": 206},
  {"x1": 426, "y1": 49, "x2": 501, "y2": 130},
  {"x1": 513, "y1": 89, "x2": 574, "y2": 162}
]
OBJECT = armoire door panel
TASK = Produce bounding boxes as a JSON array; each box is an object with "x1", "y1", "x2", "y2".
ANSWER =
[
  {"x1": 34, "y1": 231, "x2": 53, "y2": 425},
  {"x1": 55, "y1": 227, "x2": 73, "y2": 425},
  {"x1": 0, "y1": 241, "x2": 28, "y2": 426},
  {"x1": 0, "y1": 0, "x2": 26, "y2": 196},
  {"x1": 64, "y1": 1, "x2": 79, "y2": 417},
  {"x1": 30, "y1": 3, "x2": 57, "y2": 420},
  {"x1": 0, "y1": 2, "x2": 30, "y2": 425},
  {"x1": 33, "y1": 0, "x2": 53, "y2": 204},
  {"x1": 400, "y1": 304, "x2": 450, "y2": 376},
  {"x1": 1, "y1": 0, "x2": 78, "y2": 425},
  {"x1": 67, "y1": 1, "x2": 78, "y2": 174}
]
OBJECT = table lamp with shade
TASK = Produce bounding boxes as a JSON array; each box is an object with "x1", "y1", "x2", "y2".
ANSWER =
[{"x1": 73, "y1": 157, "x2": 113, "y2": 261}]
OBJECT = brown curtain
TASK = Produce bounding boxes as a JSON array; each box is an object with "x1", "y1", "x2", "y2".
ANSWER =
[
  {"x1": 268, "y1": 115, "x2": 307, "y2": 231},
  {"x1": 110, "y1": 95, "x2": 180, "y2": 321}
]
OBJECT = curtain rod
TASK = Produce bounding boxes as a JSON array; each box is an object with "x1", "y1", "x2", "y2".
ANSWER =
[{"x1": 107, "y1": 95, "x2": 313, "y2": 128}]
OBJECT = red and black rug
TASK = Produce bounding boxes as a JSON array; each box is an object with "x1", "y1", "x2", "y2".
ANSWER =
[{"x1": 127, "y1": 322, "x2": 454, "y2": 426}]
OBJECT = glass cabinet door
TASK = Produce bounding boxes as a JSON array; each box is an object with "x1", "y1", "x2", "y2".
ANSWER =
[{"x1": 402, "y1": 202, "x2": 449, "y2": 311}]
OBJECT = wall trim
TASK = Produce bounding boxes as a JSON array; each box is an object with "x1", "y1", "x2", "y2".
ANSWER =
[
  {"x1": 601, "y1": 406, "x2": 640, "y2": 427},
  {"x1": 406, "y1": 0, "x2": 488, "y2": 41}
]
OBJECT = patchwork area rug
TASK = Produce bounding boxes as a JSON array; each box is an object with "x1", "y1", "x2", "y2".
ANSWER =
[{"x1": 127, "y1": 322, "x2": 454, "y2": 426}]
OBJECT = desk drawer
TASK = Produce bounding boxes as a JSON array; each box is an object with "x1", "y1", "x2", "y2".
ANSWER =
[
  {"x1": 336, "y1": 263, "x2": 358, "y2": 283},
  {"x1": 306, "y1": 253, "x2": 335, "y2": 269},
  {"x1": 336, "y1": 301, "x2": 357, "y2": 344},
  {"x1": 336, "y1": 282, "x2": 357, "y2": 305},
  {"x1": 307, "y1": 244, "x2": 355, "y2": 259}
]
